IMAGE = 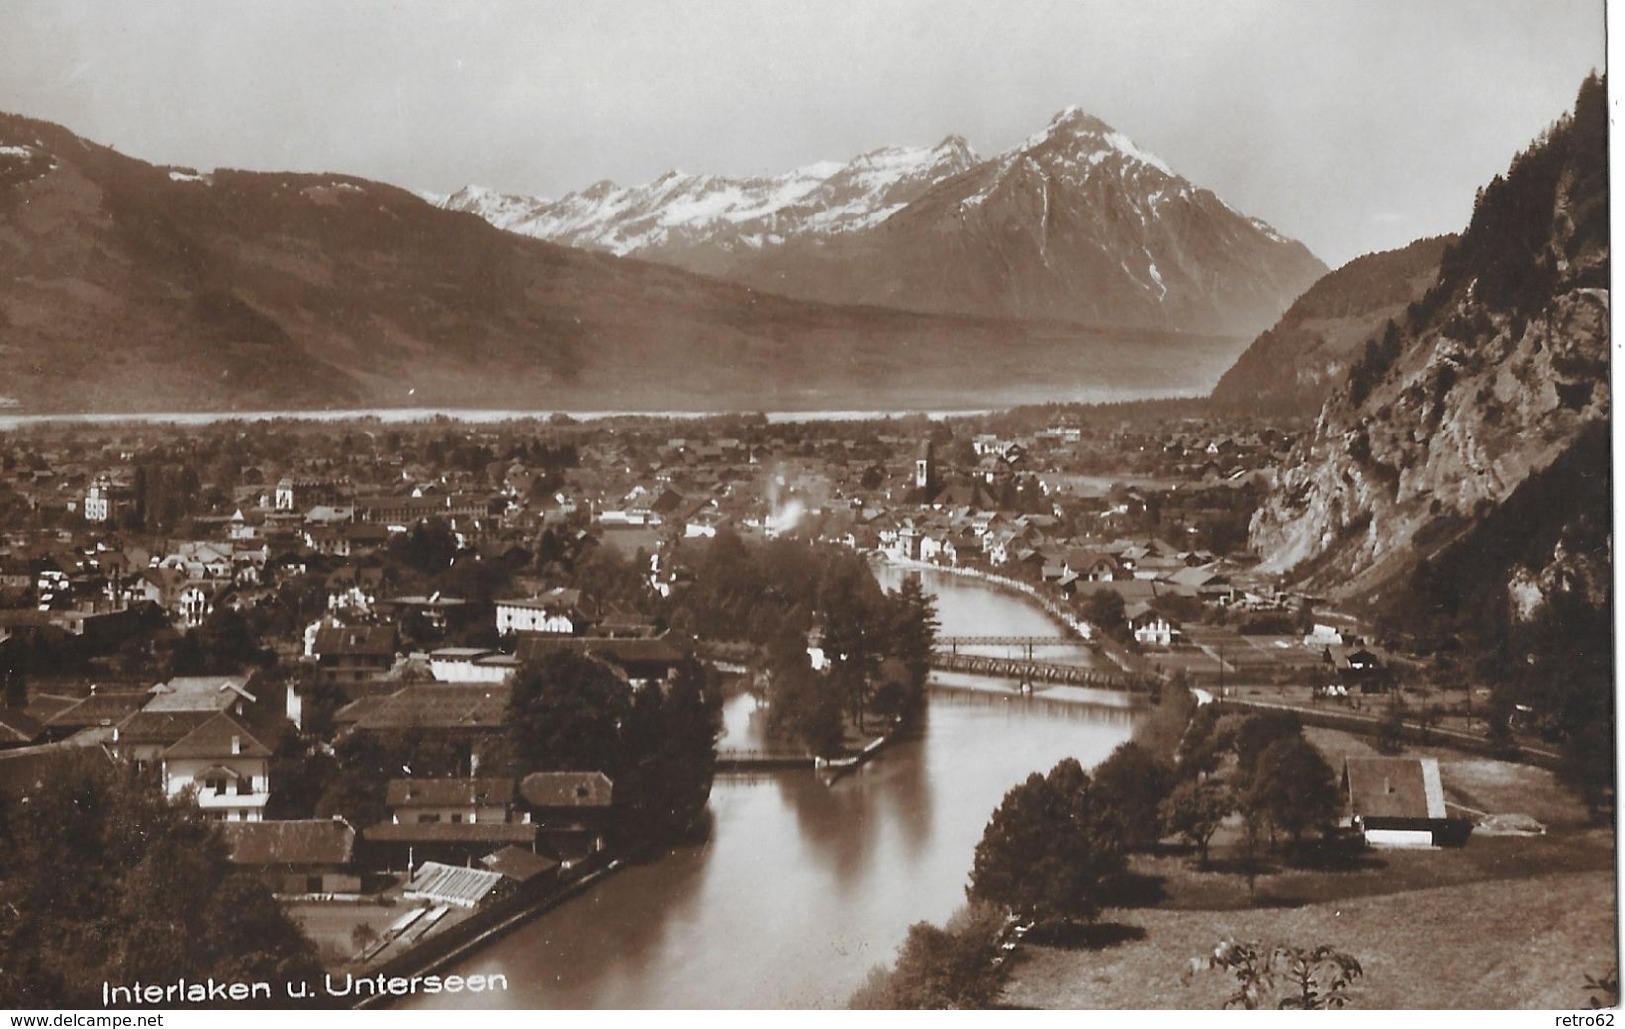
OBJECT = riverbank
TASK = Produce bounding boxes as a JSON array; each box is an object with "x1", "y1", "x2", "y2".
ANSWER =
[
  {"x1": 352, "y1": 856, "x2": 624, "y2": 1009},
  {"x1": 874, "y1": 555, "x2": 1095, "y2": 641}
]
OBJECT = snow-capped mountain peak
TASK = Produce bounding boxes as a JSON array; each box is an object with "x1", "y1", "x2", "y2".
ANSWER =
[
  {"x1": 1018, "y1": 107, "x2": 1176, "y2": 177},
  {"x1": 433, "y1": 132, "x2": 980, "y2": 257},
  {"x1": 429, "y1": 106, "x2": 1323, "y2": 336}
]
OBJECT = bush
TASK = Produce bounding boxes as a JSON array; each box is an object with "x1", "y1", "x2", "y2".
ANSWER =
[{"x1": 849, "y1": 903, "x2": 1008, "y2": 1009}]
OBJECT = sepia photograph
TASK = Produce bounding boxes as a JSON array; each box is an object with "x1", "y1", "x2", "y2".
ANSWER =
[{"x1": 0, "y1": 0, "x2": 1613, "y2": 1014}]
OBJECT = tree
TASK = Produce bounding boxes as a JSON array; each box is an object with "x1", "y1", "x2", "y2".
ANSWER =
[
  {"x1": 968, "y1": 758, "x2": 1125, "y2": 924},
  {"x1": 1086, "y1": 589, "x2": 1127, "y2": 640},
  {"x1": 1130, "y1": 675, "x2": 1196, "y2": 765},
  {"x1": 507, "y1": 650, "x2": 633, "y2": 773},
  {"x1": 765, "y1": 634, "x2": 846, "y2": 758},
  {"x1": 849, "y1": 903, "x2": 1008, "y2": 1010},
  {"x1": 1160, "y1": 780, "x2": 1231, "y2": 868},
  {"x1": 389, "y1": 517, "x2": 460, "y2": 575},
  {"x1": 1176, "y1": 703, "x2": 1226, "y2": 780},
  {"x1": 616, "y1": 657, "x2": 722, "y2": 845},
  {"x1": 884, "y1": 576, "x2": 939, "y2": 722},
  {"x1": 1246, "y1": 736, "x2": 1342, "y2": 853},
  {"x1": 1375, "y1": 703, "x2": 1407, "y2": 754},
  {"x1": 1230, "y1": 710, "x2": 1304, "y2": 782},
  {"x1": 1195, "y1": 939, "x2": 1364, "y2": 1009},
  {"x1": 1092, "y1": 741, "x2": 1175, "y2": 850},
  {"x1": 0, "y1": 752, "x2": 322, "y2": 1007},
  {"x1": 351, "y1": 922, "x2": 381, "y2": 962}
]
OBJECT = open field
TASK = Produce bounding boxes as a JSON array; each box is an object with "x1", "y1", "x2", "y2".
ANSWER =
[{"x1": 1001, "y1": 869, "x2": 1615, "y2": 1009}]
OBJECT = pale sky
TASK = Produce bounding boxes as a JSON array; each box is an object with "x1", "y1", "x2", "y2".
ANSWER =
[{"x1": 0, "y1": 1, "x2": 1605, "y2": 267}]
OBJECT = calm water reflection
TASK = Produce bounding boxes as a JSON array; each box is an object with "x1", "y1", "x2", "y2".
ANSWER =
[{"x1": 410, "y1": 564, "x2": 1136, "y2": 1009}]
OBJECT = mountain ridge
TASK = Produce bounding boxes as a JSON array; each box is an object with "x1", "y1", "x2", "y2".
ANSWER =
[
  {"x1": 435, "y1": 107, "x2": 1327, "y2": 336},
  {"x1": 0, "y1": 110, "x2": 1251, "y2": 415},
  {"x1": 1210, "y1": 235, "x2": 1455, "y2": 416},
  {"x1": 1249, "y1": 74, "x2": 1609, "y2": 609}
]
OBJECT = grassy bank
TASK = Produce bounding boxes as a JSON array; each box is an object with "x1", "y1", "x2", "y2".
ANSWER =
[
  {"x1": 997, "y1": 726, "x2": 1616, "y2": 1009},
  {"x1": 1002, "y1": 868, "x2": 1615, "y2": 1009}
]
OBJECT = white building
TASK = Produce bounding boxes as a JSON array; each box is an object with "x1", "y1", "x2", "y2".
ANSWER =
[{"x1": 161, "y1": 713, "x2": 272, "y2": 822}]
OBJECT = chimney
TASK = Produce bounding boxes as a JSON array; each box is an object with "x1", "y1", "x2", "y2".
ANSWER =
[{"x1": 230, "y1": 734, "x2": 241, "y2": 755}]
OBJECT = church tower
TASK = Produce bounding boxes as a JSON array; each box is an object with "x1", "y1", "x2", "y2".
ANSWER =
[{"x1": 915, "y1": 440, "x2": 934, "y2": 490}]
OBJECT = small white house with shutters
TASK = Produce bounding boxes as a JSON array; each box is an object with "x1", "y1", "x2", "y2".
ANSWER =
[{"x1": 161, "y1": 712, "x2": 272, "y2": 822}]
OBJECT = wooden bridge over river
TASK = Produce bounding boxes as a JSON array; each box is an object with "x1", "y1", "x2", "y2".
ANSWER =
[{"x1": 932, "y1": 635, "x2": 1156, "y2": 695}]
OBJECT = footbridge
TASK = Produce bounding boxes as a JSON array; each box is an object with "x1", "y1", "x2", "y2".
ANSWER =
[
  {"x1": 932, "y1": 636, "x2": 1154, "y2": 695},
  {"x1": 935, "y1": 635, "x2": 1085, "y2": 650}
]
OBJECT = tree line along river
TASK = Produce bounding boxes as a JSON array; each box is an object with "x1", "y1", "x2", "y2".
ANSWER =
[{"x1": 407, "y1": 564, "x2": 1141, "y2": 1009}]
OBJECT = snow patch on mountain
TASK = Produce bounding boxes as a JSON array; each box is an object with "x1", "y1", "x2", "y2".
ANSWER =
[{"x1": 438, "y1": 134, "x2": 979, "y2": 256}]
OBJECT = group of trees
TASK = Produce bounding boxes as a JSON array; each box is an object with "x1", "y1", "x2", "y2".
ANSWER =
[
  {"x1": 1165, "y1": 707, "x2": 1343, "y2": 869},
  {"x1": 0, "y1": 753, "x2": 322, "y2": 1007},
  {"x1": 859, "y1": 693, "x2": 1359, "y2": 1011},
  {"x1": 579, "y1": 528, "x2": 940, "y2": 758},
  {"x1": 762, "y1": 572, "x2": 938, "y2": 757},
  {"x1": 505, "y1": 649, "x2": 723, "y2": 847},
  {"x1": 968, "y1": 757, "x2": 1127, "y2": 925},
  {"x1": 966, "y1": 695, "x2": 1346, "y2": 941}
]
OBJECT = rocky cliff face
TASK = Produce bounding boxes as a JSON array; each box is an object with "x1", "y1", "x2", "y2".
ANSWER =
[
  {"x1": 1250, "y1": 75, "x2": 1610, "y2": 610},
  {"x1": 1210, "y1": 236, "x2": 1451, "y2": 416}
]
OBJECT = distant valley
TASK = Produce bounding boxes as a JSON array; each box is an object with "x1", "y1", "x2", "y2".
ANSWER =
[{"x1": 0, "y1": 111, "x2": 1250, "y2": 415}]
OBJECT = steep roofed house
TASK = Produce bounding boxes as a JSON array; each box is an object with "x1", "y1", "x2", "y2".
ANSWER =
[
  {"x1": 386, "y1": 777, "x2": 517, "y2": 826},
  {"x1": 1126, "y1": 603, "x2": 1181, "y2": 648},
  {"x1": 40, "y1": 689, "x2": 149, "y2": 741},
  {"x1": 427, "y1": 647, "x2": 518, "y2": 684},
  {"x1": 480, "y1": 845, "x2": 560, "y2": 887},
  {"x1": 110, "y1": 674, "x2": 274, "y2": 767},
  {"x1": 220, "y1": 818, "x2": 360, "y2": 895},
  {"x1": 1166, "y1": 564, "x2": 1235, "y2": 604},
  {"x1": 160, "y1": 712, "x2": 273, "y2": 822},
  {"x1": 495, "y1": 587, "x2": 598, "y2": 637},
  {"x1": 335, "y1": 683, "x2": 510, "y2": 774},
  {"x1": 0, "y1": 708, "x2": 44, "y2": 749},
  {"x1": 519, "y1": 770, "x2": 615, "y2": 862},
  {"x1": 360, "y1": 821, "x2": 537, "y2": 872},
  {"x1": 311, "y1": 624, "x2": 397, "y2": 685},
  {"x1": 1324, "y1": 646, "x2": 1395, "y2": 693},
  {"x1": 514, "y1": 635, "x2": 685, "y2": 690},
  {"x1": 1342, "y1": 756, "x2": 1472, "y2": 848},
  {"x1": 1064, "y1": 549, "x2": 1121, "y2": 583}
]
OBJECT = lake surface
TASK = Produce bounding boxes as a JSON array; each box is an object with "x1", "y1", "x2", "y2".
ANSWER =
[
  {"x1": 409, "y1": 562, "x2": 1138, "y2": 1009},
  {"x1": 0, "y1": 407, "x2": 996, "y2": 430}
]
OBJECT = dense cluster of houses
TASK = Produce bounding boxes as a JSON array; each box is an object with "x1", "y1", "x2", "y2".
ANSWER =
[
  {"x1": 3, "y1": 413, "x2": 1398, "y2": 940},
  {"x1": 0, "y1": 576, "x2": 694, "y2": 915}
]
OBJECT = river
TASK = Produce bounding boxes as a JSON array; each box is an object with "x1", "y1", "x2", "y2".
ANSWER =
[{"x1": 410, "y1": 563, "x2": 1139, "y2": 1009}]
